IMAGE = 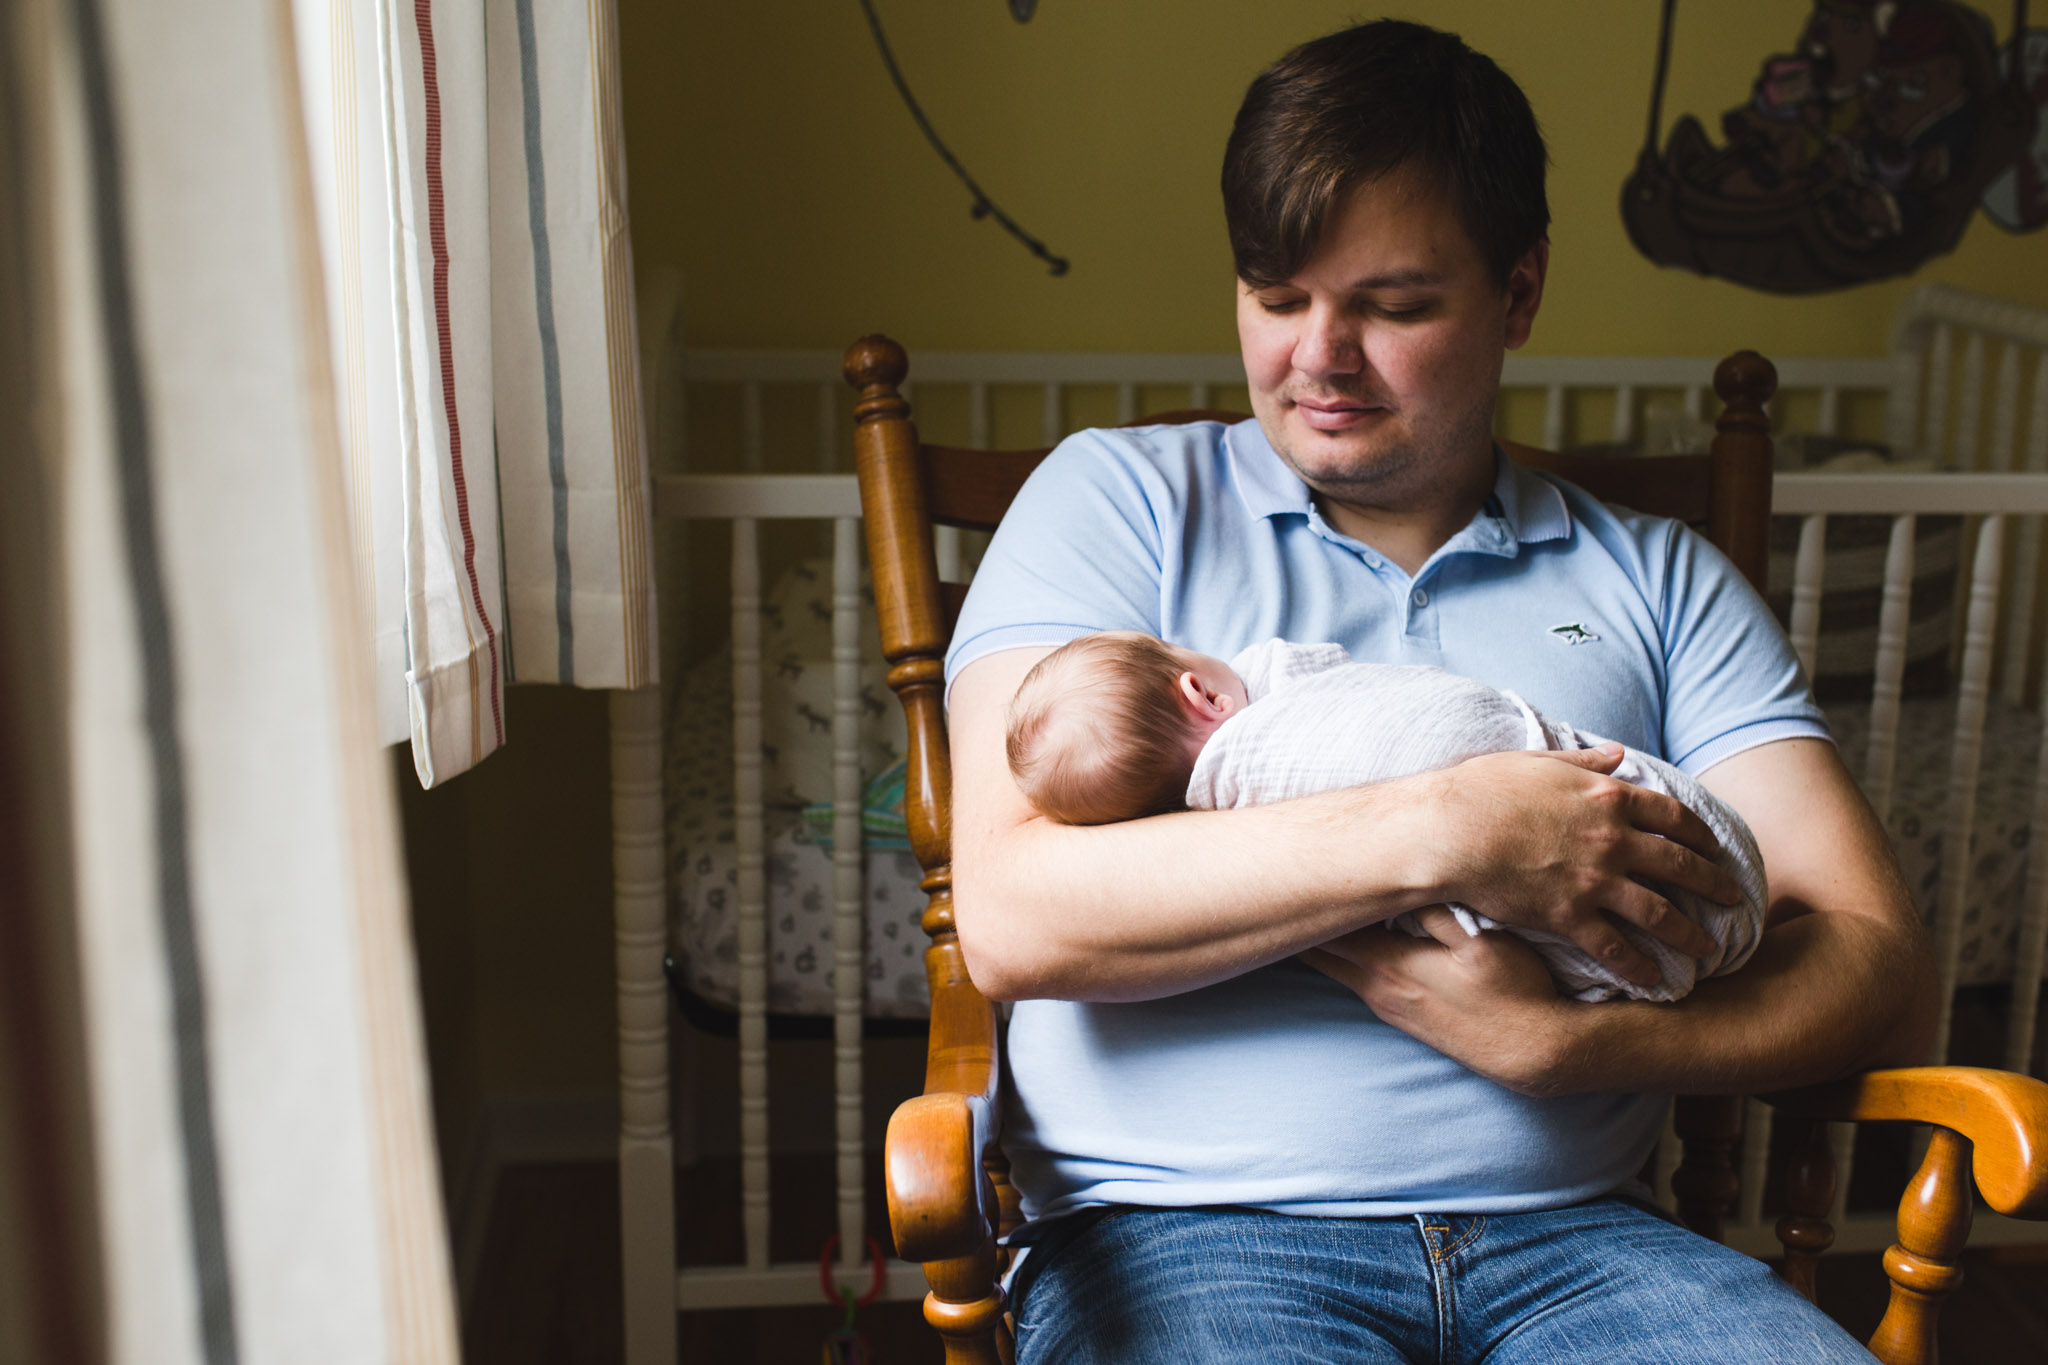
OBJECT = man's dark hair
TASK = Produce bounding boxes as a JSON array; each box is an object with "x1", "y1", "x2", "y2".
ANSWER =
[{"x1": 1222, "y1": 20, "x2": 1550, "y2": 289}]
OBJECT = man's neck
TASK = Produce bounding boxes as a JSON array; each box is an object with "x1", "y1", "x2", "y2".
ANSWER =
[{"x1": 1314, "y1": 464, "x2": 1494, "y2": 576}]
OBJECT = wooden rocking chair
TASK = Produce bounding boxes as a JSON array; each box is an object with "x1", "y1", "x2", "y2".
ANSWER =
[{"x1": 844, "y1": 333, "x2": 2048, "y2": 1365}]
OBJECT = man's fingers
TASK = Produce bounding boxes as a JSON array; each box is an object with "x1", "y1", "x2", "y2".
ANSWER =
[
  {"x1": 1562, "y1": 915, "x2": 1662, "y2": 988},
  {"x1": 1621, "y1": 826, "x2": 1741, "y2": 907},
  {"x1": 1603, "y1": 881, "x2": 1718, "y2": 961},
  {"x1": 1535, "y1": 741, "x2": 1625, "y2": 774},
  {"x1": 1620, "y1": 786, "x2": 1723, "y2": 864},
  {"x1": 1408, "y1": 905, "x2": 1472, "y2": 950}
]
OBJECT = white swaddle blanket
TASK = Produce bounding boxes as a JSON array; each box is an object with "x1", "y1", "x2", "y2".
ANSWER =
[{"x1": 1185, "y1": 639, "x2": 1769, "y2": 1002}]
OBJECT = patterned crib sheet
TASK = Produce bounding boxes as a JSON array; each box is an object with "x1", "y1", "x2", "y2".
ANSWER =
[
  {"x1": 1825, "y1": 693, "x2": 2046, "y2": 987},
  {"x1": 665, "y1": 559, "x2": 929, "y2": 1019}
]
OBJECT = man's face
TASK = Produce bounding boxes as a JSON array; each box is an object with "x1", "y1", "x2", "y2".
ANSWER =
[{"x1": 1235, "y1": 169, "x2": 1545, "y2": 521}]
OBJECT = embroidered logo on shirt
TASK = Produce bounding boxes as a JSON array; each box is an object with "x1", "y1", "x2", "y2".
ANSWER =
[{"x1": 1549, "y1": 622, "x2": 1600, "y2": 645}]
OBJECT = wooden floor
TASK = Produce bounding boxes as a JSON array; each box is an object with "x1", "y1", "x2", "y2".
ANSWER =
[{"x1": 464, "y1": 1159, "x2": 2048, "y2": 1364}]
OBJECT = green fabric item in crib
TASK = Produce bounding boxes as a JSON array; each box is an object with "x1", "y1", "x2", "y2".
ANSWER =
[{"x1": 798, "y1": 759, "x2": 911, "y2": 852}]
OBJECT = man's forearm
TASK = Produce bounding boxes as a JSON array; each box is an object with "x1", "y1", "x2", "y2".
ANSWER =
[
  {"x1": 1540, "y1": 909, "x2": 1939, "y2": 1097},
  {"x1": 953, "y1": 783, "x2": 1432, "y2": 1002}
]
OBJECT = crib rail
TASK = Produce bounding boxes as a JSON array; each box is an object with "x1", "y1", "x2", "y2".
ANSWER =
[{"x1": 665, "y1": 349, "x2": 1893, "y2": 471}]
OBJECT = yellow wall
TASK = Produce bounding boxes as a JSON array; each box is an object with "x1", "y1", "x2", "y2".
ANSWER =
[{"x1": 619, "y1": 0, "x2": 2048, "y2": 358}]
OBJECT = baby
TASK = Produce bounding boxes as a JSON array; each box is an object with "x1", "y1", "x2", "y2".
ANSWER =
[{"x1": 1004, "y1": 631, "x2": 1769, "y2": 1003}]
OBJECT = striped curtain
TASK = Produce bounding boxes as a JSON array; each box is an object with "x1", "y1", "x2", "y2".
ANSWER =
[
  {"x1": 301, "y1": 0, "x2": 658, "y2": 787},
  {"x1": 45, "y1": 0, "x2": 458, "y2": 1359}
]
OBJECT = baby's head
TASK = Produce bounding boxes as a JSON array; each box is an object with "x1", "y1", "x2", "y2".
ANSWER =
[{"x1": 1005, "y1": 631, "x2": 1249, "y2": 825}]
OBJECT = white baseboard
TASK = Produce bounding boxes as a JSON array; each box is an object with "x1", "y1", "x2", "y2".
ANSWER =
[{"x1": 448, "y1": 1093, "x2": 618, "y2": 1319}]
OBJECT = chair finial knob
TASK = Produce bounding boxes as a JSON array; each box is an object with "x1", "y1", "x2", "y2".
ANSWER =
[
  {"x1": 1714, "y1": 350, "x2": 1778, "y2": 413},
  {"x1": 844, "y1": 334, "x2": 908, "y2": 393}
]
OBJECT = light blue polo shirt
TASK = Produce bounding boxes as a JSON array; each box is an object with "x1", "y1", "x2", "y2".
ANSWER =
[{"x1": 947, "y1": 418, "x2": 1828, "y2": 1222}]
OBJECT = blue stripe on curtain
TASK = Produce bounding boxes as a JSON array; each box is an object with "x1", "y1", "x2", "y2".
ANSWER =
[
  {"x1": 69, "y1": 0, "x2": 240, "y2": 1357},
  {"x1": 513, "y1": 0, "x2": 573, "y2": 684}
]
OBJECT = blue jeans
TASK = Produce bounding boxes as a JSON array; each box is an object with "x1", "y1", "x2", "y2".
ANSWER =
[{"x1": 1010, "y1": 1200, "x2": 1875, "y2": 1363}]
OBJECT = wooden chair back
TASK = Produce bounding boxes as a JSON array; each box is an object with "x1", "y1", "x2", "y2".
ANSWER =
[{"x1": 843, "y1": 334, "x2": 1804, "y2": 1363}]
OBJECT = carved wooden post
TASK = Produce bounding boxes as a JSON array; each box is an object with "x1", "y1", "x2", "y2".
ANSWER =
[
  {"x1": 1709, "y1": 350, "x2": 1778, "y2": 595},
  {"x1": 847, "y1": 335, "x2": 1006, "y2": 1365},
  {"x1": 1775, "y1": 1116, "x2": 1837, "y2": 1303},
  {"x1": 1867, "y1": 1126, "x2": 1972, "y2": 1365},
  {"x1": 1672, "y1": 1093, "x2": 1743, "y2": 1241}
]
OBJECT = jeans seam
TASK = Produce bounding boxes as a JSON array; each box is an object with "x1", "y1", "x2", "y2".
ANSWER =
[{"x1": 1441, "y1": 1215, "x2": 1486, "y2": 1261}]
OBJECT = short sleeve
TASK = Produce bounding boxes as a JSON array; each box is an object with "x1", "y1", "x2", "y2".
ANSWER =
[
  {"x1": 1656, "y1": 522, "x2": 1829, "y2": 774},
  {"x1": 944, "y1": 426, "x2": 1197, "y2": 695}
]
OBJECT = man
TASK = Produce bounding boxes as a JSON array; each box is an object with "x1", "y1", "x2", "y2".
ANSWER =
[{"x1": 945, "y1": 20, "x2": 1933, "y2": 1363}]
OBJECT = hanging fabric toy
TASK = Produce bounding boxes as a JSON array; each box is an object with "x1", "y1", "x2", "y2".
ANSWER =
[{"x1": 819, "y1": 1234, "x2": 887, "y2": 1365}]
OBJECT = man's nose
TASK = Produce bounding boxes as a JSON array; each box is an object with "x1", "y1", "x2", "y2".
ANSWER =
[{"x1": 1293, "y1": 308, "x2": 1364, "y2": 380}]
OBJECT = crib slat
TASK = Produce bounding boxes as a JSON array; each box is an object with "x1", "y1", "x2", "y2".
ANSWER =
[
  {"x1": 612, "y1": 687, "x2": 678, "y2": 1365},
  {"x1": 1993, "y1": 347, "x2": 2029, "y2": 701},
  {"x1": 732, "y1": 518, "x2": 772, "y2": 1270},
  {"x1": 830, "y1": 519, "x2": 867, "y2": 1272},
  {"x1": 969, "y1": 380, "x2": 990, "y2": 449},
  {"x1": 818, "y1": 381, "x2": 839, "y2": 473},
  {"x1": 1828, "y1": 1121, "x2": 1856, "y2": 1229},
  {"x1": 1818, "y1": 386, "x2": 1841, "y2": 438},
  {"x1": 1684, "y1": 385, "x2": 1705, "y2": 424},
  {"x1": 2005, "y1": 515, "x2": 2043, "y2": 708},
  {"x1": 1543, "y1": 384, "x2": 1566, "y2": 451},
  {"x1": 1611, "y1": 384, "x2": 1636, "y2": 443},
  {"x1": 1738, "y1": 1096, "x2": 1773, "y2": 1230},
  {"x1": 1042, "y1": 382, "x2": 1063, "y2": 445},
  {"x1": 1990, "y1": 344, "x2": 2021, "y2": 471},
  {"x1": 935, "y1": 526, "x2": 962, "y2": 582},
  {"x1": 1190, "y1": 381, "x2": 1212, "y2": 410},
  {"x1": 1931, "y1": 515, "x2": 2006, "y2": 1062},
  {"x1": 741, "y1": 381, "x2": 765, "y2": 474},
  {"x1": 1789, "y1": 515, "x2": 1828, "y2": 679},
  {"x1": 2008, "y1": 368, "x2": 2048, "y2": 1065},
  {"x1": 1116, "y1": 381, "x2": 1137, "y2": 426},
  {"x1": 2006, "y1": 681, "x2": 2048, "y2": 1074},
  {"x1": 1924, "y1": 324, "x2": 1953, "y2": 466},
  {"x1": 1955, "y1": 333, "x2": 1986, "y2": 471},
  {"x1": 1864, "y1": 516, "x2": 1918, "y2": 816},
  {"x1": 2028, "y1": 352, "x2": 2048, "y2": 474}
]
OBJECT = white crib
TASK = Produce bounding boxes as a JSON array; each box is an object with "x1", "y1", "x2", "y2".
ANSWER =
[{"x1": 612, "y1": 283, "x2": 2048, "y2": 1364}]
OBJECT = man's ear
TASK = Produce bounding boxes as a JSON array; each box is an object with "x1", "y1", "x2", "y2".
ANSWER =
[{"x1": 1503, "y1": 239, "x2": 1549, "y2": 352}]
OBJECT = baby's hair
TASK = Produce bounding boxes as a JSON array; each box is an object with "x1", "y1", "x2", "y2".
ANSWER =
[{"x1": 1006, "y1": 633, "x2": 1201, "y2": 825}]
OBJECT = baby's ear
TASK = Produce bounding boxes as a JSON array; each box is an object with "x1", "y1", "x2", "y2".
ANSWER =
[{"x1": 1176, "y1": 670, "x2": 1208, "y2": 712}]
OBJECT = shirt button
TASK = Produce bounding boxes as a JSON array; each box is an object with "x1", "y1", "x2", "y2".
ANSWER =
[{"x1": 1412, "y1": 588, "x2": 1429, "y2": 607}]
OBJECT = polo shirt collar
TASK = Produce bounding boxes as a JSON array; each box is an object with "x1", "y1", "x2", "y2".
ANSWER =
[{"x1": 1225, "y1": 417, "x2": 1572, "y2": 550}]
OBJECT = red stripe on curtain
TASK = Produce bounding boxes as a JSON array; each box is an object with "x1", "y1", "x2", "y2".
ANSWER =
[{"x1": 414, "y1": 0, "x2": 502, "y2": 746}]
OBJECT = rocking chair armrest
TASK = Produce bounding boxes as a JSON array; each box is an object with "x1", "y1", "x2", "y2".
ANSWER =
[
  {"x1": 887, "y1": 1090, "x2": 999, "y2": 1263},
  {"x1": 1765, "y1": 1066, "x2": 2048, "y2": 1219},
  {"x1": 888, "y1": 972, "x2": 1003, "y2": 1263}
]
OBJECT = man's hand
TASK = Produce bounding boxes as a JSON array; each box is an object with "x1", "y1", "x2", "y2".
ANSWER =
[
  {"x1": 1312, "y1": 739, "x2": 1937, "y2": 1099},
  {"x1": 1422, "y1": 744, "x2": 1732, "y2": 989},
  {"x1": 1302, "y1": 907, "x2": 1578, "y2": 1095}
]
